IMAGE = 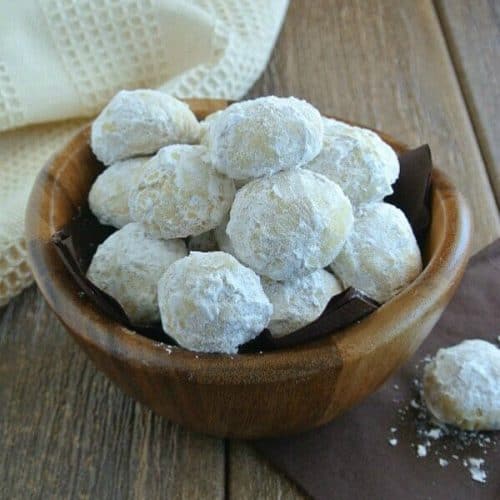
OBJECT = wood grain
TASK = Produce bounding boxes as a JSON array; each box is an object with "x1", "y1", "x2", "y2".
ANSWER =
[
  {"x1": 228, "y1": 442, "x2": 307, "y2": 500},
  {"x1": 233, "y1": 0, "x2": 500, "y2": 496},
  {"x1": 435, "y1": 0, "x2": 500, "y2": 204},
  {"x1": 0, "y1": 287, "x2": 224, "y2": 499}
]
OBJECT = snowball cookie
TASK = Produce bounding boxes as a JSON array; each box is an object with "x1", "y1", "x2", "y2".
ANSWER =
[
  {"x1": 206, "y1": 96, "x2": 324, "y2": 180},
  {"x1": 214, "y1": 215, "x2": 236, "y2": 256},
  {"x1": 227, "y1": 169, "x2": 354, "y2": 281},
  {"x1": 87, "y1": 223, "x2": 187, "y2": 323},
  {"x1": 305, "y1": 118, "x2": 399, "y2": 206},
  {"x1": 200, "y1": 110, "x2": 223, "y2": 145},
  {"x1": 158, "y1": 252, "x2": 272, "y2": 354},
  {"x1": 88, "y1": 157, "x2": 149, "y2": 228},
  {"x1": 129, "y1": 145, "x2": 236, "y2": 239},
  {"x1": 187, "y1": 230, "x2": 219, "y2": 252},
  {"x1": 262, "y1": 269, "x2": 343, "y2": 338},
  {"x1": 423, "y1": 340, "x2": 500, "y2": 430},
  {"x1": 91, "y1": 89, "x2": 200, "y2": 165},
  {"x1": 331, "y1": 203, "x2": 422, "y2": 303}
]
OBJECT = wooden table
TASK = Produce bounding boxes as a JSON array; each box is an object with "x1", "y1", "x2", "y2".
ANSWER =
[{"x1": 1, "y1": 1, "x2": 498, "y2": 498}]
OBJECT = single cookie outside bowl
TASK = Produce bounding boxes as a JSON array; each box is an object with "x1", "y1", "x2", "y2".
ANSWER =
[{"x1": 423, "y1": 339, "x2": 500, "y2": 431}]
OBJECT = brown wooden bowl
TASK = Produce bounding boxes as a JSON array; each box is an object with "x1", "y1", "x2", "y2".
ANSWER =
[{"x1": 26, "y1": 99, "x2": 472, "y2": 439}]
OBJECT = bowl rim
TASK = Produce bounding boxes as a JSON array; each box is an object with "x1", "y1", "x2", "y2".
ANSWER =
[{"x1": 25, "y1": 99, "x2": 472, "y2": 384}]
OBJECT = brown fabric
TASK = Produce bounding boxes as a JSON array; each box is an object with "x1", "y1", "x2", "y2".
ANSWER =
[{"x1": 255, "y1": 240, "x2": 500, "y2": 500}]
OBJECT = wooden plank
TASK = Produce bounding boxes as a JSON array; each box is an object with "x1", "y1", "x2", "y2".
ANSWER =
[
  {"x1": 230, "y1": 0, "x2": 500, "y2": 497},
  {"x1": 0, "y1": 287, "x2": 225, "y2": 500},
  {"x1": 227, "y1": 442, "x2": 306, "y2": 500},
  {"x1": 435, "y1": 0, "x2": 500, "y2": 204}
]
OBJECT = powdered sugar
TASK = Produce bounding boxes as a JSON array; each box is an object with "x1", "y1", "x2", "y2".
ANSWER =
[
  {"x1": 91, "y1": 90, "x2": 200, "y2": 165},
  {"x1": 331, "y1": 202, "x2": 422, "y2": 303},
  {"x1": 157, "y1": 252, "x2": 272, "y2": 354},
  {"x1": 87, "y1": 223, "x2": 187, "y2": 323},
  {"x1": 417, "y1": 444, "x2": 428, "y2": 457},
  {"x1": 88, "y1": 156, "x2": 149, "y2": 228},
  {"x1": 206, "y1": 96, "x2": 324, "y2": 180},
  {"x1": 214, "y1": 215, "x2": 236, "y2": 256},
  {"x1": 423, "y1": 340, "x2": 500, "y2": 430},
  {"x1": 426, "y1": 427, "x2": 443, "y2": 440},
  {"x1": 261, "y1": 269, "x2": 343, "y2": 338},
  {"x1": 227, "y1": 169, "x2": 354, "y2": 280},
  {"x1": 467, "y1": 458, "x2": 487, "y2": 483},
  {"x1": 129, "y1": 145, "x2": 235, "y2": 239},
  {"x1": 306, "y1": 117, "x2": 399, "y2": 206}
]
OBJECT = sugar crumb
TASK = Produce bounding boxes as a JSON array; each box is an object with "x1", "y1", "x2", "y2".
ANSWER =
[
  {"x1": 417, "y1": 444, "x2": 428, "y2": 457},
  {"x1": 467, "y1": 458, "x2": 487, "y2": 483},
  {"x1": 426, "y1": 428, "x2": 443, "y2": 440},
  {"x1": 153, "y1": 341, "x2": 173, "y2": 354}
]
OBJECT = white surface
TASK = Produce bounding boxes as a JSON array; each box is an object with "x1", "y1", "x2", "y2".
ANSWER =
[
  {"x1": 129, "y1": 145, "x2": 235, "y2": 239},
  {"x1": 423, "y1": 339, "x2": 500, "y2": 431},
  {"x1": 87, "y1": 223, "x2": 187, "y2": 323},
  {"x1": 262, "y1": 269, "x2": 343, "y2": 338},
  {"x1": 89, "y1": 157, "x2": 149, "y2": 228},
  {"x1": 214, "y1": 215, "x2": 236, "y2": 256},
  {"x1": 331, "y1": 202, "x2": 422, "y2": 303},
  {"x1": 157, "y1": 252, "x2": 272, "y2": 354},
  {"x1": 91, "y1": 90, "x2": 200, "y2": 165},
  {"x1": 0, "y1": 0, "x2": 218, "y2": 130},
  {"x1": 306, "y1": 117, "x2": 399, "y2": 206},
  {"x1": 206, "y1": 96, "x2": 323, "y2": 180},
  {"x1": 227, "y1": 169, "x2": 354, "y2": 281}
]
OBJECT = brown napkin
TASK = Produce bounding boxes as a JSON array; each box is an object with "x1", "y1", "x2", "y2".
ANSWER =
[{"x1": 255, "y1": 240, "x2": 500, "y2": 500}]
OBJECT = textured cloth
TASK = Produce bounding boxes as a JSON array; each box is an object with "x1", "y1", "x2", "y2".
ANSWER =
[
  {"x1": 0, "y1": 0, "x2": 289, "y2": 306},
  {"x1": 256, "y1": 240, "x2": 500, "y2": 500}
]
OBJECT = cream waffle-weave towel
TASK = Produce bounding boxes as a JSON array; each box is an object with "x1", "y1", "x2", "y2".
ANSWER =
[{"x1": 0, "y1": 0, "x2": 289, "y2": 306}]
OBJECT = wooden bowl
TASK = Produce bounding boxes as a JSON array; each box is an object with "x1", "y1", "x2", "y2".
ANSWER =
[{"x1": 26, "y1": 99, "x2": 472, "y2": 438}]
